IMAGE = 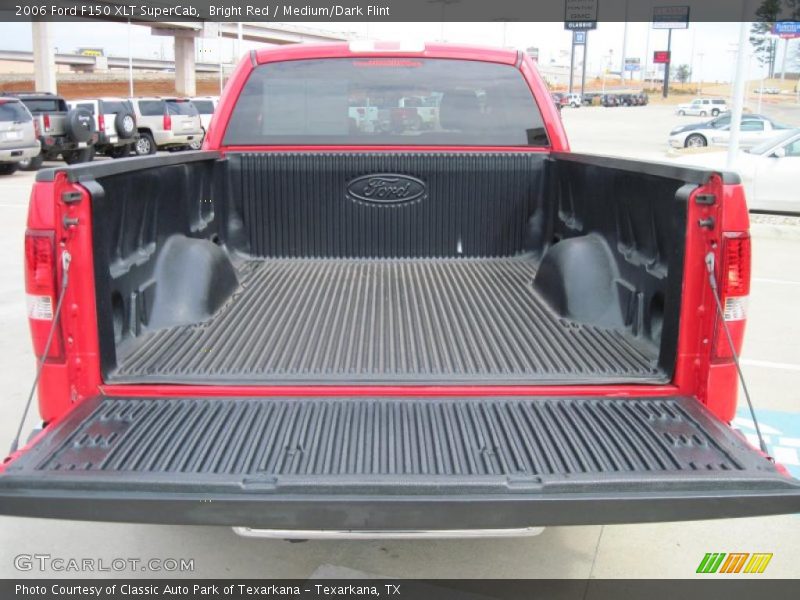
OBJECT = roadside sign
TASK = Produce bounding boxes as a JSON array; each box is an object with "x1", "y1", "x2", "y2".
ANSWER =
[
  {"x1": 772, "y1": 22, "x2": 800, "y2": 38},
  {"x1": 624, "y1": 57, "x2": 641, "y2": 71},
  {"x1": 526, "y1": 47, "x2": 540, "y2": 61},
  {"x1": 564, "y1": 0, "x2": 598, "y2": 31},
  {"x1": 653, "y1": 50, "x2": 671, "y2": 64},
  {"x1": 76, "y1": 47, "x2": 104, "y2": 57},
  {"x1": 574, "y1": 31, "x2": 587, "y2": 45},
  {"x1": 653, "y1": 5, "x2": 690, "y2": 29}
]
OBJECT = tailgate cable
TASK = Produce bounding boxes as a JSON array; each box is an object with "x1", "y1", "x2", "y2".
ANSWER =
[
  {"x1": 705, "y1": 252, "x2": 770, "y2": 458},
  {"x1": 8, "y1": 249, "x2": 71, "y2": 455}
]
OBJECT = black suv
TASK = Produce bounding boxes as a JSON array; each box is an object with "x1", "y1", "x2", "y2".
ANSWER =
[{"x1": 2, "y1": 92, "x2": 97, "y2": 170}]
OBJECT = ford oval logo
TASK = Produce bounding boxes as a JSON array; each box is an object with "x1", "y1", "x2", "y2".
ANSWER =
[{"x1": 347, "y1": 174, "x2": 426, "y2": 205}]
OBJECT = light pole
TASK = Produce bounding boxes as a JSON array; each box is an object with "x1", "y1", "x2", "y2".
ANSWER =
[
  {"x1": 127, "y1": 20, "x2": 133, "y2": 97},
  {"x1": 696, "y1": 52, "x2": 704, "y2": 94},
  {"x1": 727, "y1": 19, "x2": 750, "y2": 170},
  {"x1": 428, "y1": 0, "x2": 461, "y2": 42}
]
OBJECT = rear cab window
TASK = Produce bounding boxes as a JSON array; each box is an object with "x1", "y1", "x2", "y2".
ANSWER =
[
  {"x1": 102, "y1": 101, "x2": 132, "y2": 114},
  {"x1": 224, "y1": 58, "x2": 549, "y2": 146},
  {"x1": 137, "y1": 100, "x2": 165, "y2": 116},
  {"x1": 193, "y1": 100, "x2": 215, "y2": 114},
  {"x1": 0, "y1": 101, "x2": 31, "y2": 122},
  {"x1": 20, "y1": 98, "x2": 68, "y2": 113},
  {"x1": 166, "y1": 100, "x2": 199, "y2": 116}
]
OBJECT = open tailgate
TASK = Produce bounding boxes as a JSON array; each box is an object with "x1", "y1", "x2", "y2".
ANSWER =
[{"x1": 1, "y1": 395, "x2": 799, "y2": 530}]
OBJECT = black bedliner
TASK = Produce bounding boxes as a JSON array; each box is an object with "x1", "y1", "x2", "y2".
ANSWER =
[
  {"x1": 109, "y1": 257, "x2": 662, "y2": 384},
  {"x1": 87, "y1": 151, "x2": 689, "y2": 386},
  {"x1": 2, "y1": 395, "x2": 799, "y2": 527}
]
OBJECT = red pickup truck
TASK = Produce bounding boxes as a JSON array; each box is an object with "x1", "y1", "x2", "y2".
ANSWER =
[{"x1": 2, "y1": 42, "x2": 799, "y2": 535}]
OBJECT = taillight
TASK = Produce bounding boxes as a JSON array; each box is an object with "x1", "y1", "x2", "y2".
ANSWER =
[
  {"x1": 713, "y1": 232, "x2": 751, "y2": 360},
  {"x1": 24, "y1": 230, "x2": 63, "y2": 360},
  {"x1": 722, "y1": 234, "x2": 751, "y2": 296},
  {"x1": 33, "y1": 118, "x2": 41, "y2": 137},
  {"x1": 720, "y1": 233, "x2": 751, "y2": 321},
  {"x1": 163, "y1": 112, "x2": 172, "y2": 131},
  {"x1": 98, "y1": 113, "x2": 105, "y2": 132},
  {"x1": 43, "y1": 113, "x2": 51, "y2": 131}
]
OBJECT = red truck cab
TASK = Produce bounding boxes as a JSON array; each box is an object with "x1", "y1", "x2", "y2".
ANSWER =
[{"x1": 1, "y1": 42, "x2": 798, "y2": 534}]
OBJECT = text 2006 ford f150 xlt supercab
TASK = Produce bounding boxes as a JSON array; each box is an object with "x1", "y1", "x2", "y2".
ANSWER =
[{"x1": 1, "y1": 42, "x2": 799, "y2": 534}]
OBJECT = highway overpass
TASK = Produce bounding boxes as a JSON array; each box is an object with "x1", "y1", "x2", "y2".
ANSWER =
[
  {"x1": 0, "y1": 49, "x2": 228, "y2": 73},
  {"x1": 28, "y1": 21, "x2": 353, "y2": 96}
]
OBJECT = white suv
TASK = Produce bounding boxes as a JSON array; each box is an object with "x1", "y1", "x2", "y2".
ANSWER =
[
  {"x1": 566, "y1": 93, "x2": 582, "y2": 108},
  {"x1": 188, "y1": 96, "x2": 218, "y2": 149},
  {"x1": 68, "y1": 98, "x2": 137, "y2": 158},
  {"x1": 676, "y1": 98, "x2": 728, "y2": 117},
  {"x1": 129, "y1": 97, "x2": 203, "y2": 155}
]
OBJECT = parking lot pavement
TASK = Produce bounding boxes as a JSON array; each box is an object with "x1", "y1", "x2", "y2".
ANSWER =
[
  {"x1": 561, "y1": 102, "x2": 800, "y2": 159},
  {"x1": 0, "y1": 148, "x2": 798, "y2": 579}
]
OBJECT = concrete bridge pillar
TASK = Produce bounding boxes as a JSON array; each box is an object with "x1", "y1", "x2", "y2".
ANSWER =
[
  {"x1": 32, "y1": 21, "x2": 57, "y2": 93},
  {"x1": 173, "y1": 34, "x2": 197, "y2": 97}
]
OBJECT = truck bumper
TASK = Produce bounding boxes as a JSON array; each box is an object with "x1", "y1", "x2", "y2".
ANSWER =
[
  {"x1": 0, "y1": 144, "x2": 40, "y2": 162},
  {"x1": 154, "y1": 131, "x2": 202, "y2": 147},
  {"x1": 2, "y1": 395, "x2": 799, "y2": 529},
  {"x1": 1, "y1": 482, "x2": 800, "y2": 530}
]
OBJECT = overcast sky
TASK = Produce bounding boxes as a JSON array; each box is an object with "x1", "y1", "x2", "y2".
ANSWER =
[{"x1": 0, "y1": 20, "x2": 790, "y2": 81}]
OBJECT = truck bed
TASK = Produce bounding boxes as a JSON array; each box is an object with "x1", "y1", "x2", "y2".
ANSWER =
[{"x1": 110, "y1": 256, "x2": 661, "y2": 384}]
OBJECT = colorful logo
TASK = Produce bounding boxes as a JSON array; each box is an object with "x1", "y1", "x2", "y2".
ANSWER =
[{"x1": 696, "y1": 553, "x2": 773, "y2": 574}]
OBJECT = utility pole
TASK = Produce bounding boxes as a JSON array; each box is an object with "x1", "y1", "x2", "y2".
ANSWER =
[
  {"x1": 728, "y1": 19, "x2": 750, "y2": 169},
  {"x1": 218, "y1": 24, "x2": 224, "y2": 95},
  {"x1": 127, "y1": 20, "x2": 133, "y2": 97},
  {"x1": 580, "y1": 33, "x2": 589, "y2": 96},
  {"x1": 644, "y1": 23, "x2": 651, "y2": 88},
  {"x1": 697, "y1": 52, "x2": 704, "y2": 94},
  {"x1": 662, "y1": 29, "x2": 672, "y2": 98},
  {"x1": 620, "y1": 21, "x2": 628, "y2": 77},
  {"x1": 569, "y1": 33, "x2": 576, "y2": 93}
]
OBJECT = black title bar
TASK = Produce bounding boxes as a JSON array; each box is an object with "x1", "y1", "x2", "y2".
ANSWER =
[
  {"x1": 0, "y1": 0, "x2": 797, "y2": 23},
  {"x1": 4, "y1": 580, "x2": 800, "y2": 600}
]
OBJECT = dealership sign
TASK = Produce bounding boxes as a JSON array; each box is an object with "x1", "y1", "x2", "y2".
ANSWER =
[
  {"x1": 772, "y1": 22, "x2": 800, "y2": 38},
  {"x1": 564, "y1": 0, "x2": 598, "y2": 30},
  {"x1": 624, "y1": 57, "x2": 641, "y2": 71},
  {"x1": 653, "y1": 51, "x2": 671, "y2": 64},
  {"x1": 653, "y1": 5, "x2": 690, "y2": 29}
]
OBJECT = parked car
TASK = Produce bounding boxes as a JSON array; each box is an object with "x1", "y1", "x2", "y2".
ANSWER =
[
  {"x1": 189, "y1": 96, "x2": 218, "y2": 150},
  {"x1": 3, "y1": 91, "x2": 96, "y2": 170},
  {"x1": 601, "y1": 94, "x2": 619, "y2": 107},
  {"x1": 68, "y1": 98, "x2": 137, "y2": 158},
  {"x1": 4, "y1": 41, "x2": 799, "y2": 533},
  {"x1": 565, "y1": 93, "x2": 582, "y2": 107},
  {"x1": 0, "y1": 98, "x2": 40, "y2": 175},
  {"x1": 676, "y1": 98, "x2": 728, "y2": 117},
  {"x1": 582, "y1": 92, "x2": 601, "y2": 106},
  {"x1": 551, "y1": 92, "x2": 568, "y2": 111},
  {"x1": 618, "y1": 93, "x2": 638, "y2": 106},
  {"x1": 636, "y1": 92, "x2": 649, "y2": 105},
  {"x1": 129, "y1": 97, "x2": 203, "y2": 155},
  {"x1": 675, "y1": 128, "x2": 800, "y2": 213},
  {"x1": 669, "y1": 113, "x2": 789, "y2": 148}
]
